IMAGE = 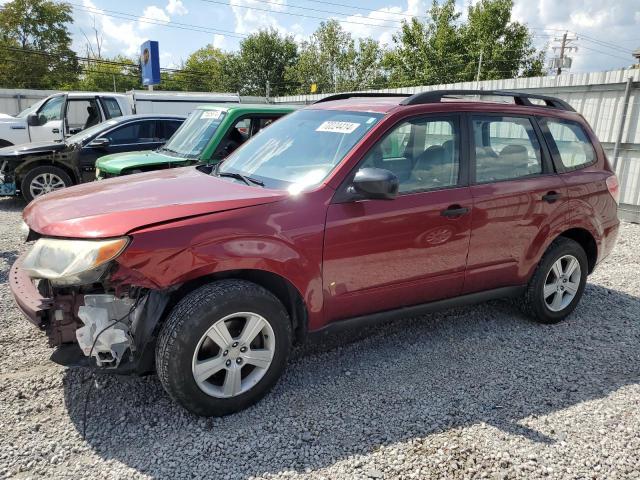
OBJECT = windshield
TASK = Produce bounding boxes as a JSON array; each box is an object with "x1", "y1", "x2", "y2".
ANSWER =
[
  {"x1": 66, "y1": 119, "x2": 119, "y2": 144},
  {"x1": 16, "y1": 99, "x2": 45, "y2": 118},
  {"x1": 162, "y1": 108, "x2": 226, "y2": 158},
  {"x1": 218, "y1": 109, "x2": 382, "y2": 191}
]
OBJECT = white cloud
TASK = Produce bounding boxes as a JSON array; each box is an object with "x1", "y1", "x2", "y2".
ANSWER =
[
  {"x1": 166, "y1": 0, "x2": 188, "y2": 16},
  {"x1": 140, "y1": 5, "x2": 170, "y2": 31},
  {"x1": 339, "y1": 0, "x2": 427, "y2": 47},
  {"x1": 212, "y1": 34, "x2": 226, "y2": 50},
  {"x1": 81, "y1": 0, "x2": 145, "y2": 56},
  {"x1": 513, "y1": 0, "x2": 640, "y2": 72},
  {"x1": 229, "y1": 0, "x2": 289, "y2": 36}
]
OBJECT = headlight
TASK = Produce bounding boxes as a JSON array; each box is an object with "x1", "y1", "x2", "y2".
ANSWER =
[{"x1": 22, "y1": 237, "x2": 129, "y2": 286}]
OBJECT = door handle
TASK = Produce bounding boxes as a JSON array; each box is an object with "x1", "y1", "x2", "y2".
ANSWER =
[
  {"x1": 542, "y1": 191, "x2": 560, "y2": 203},
  {"x1": 441, "y1": 205, "x2": 470, "y2": 218},
  {"x1": 52, "y1": 128, "x2": 60, "y2": 134}
]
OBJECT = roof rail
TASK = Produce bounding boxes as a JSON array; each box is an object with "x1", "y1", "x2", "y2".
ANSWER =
[
  {"x1": 313, "y1": 92, "x2": 410, "y2": 104},
  {"x1": 400, "y1": 90, "x2": 575, "y2": 111}
]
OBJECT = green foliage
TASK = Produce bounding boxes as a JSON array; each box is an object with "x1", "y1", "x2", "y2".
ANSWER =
[
  {"x1": 0, "y1": 0, "x2": 545, "y2": 95},
  {"x1": 289, "y1": 20, "x2": 386, "y2": 94},
  {"x1": 170, "y1": 45, "x2": 227, "y2": 92},
  {"x1": 0, "y1": 0, "x2": 80, "y2": 89},
  {"x1": 75, "y1": 56, "x2": 140, "y2": 92},
  {"x1": 384, "y1": 0, "x2": 545, "y2": 87},
  {"x1": 237, "y1": 29, "x2": 298, "y2": 96}
]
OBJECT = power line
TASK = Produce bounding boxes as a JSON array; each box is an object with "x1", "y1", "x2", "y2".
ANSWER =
[
  {"x1": 200, "y1": 0, "x2": 404, "y2": 29},
  {"x1": 68, "y1": 2, "x2": 248, "y2": 39}
]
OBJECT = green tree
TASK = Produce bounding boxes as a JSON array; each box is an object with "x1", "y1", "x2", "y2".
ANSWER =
[
  {"x1": 460, "y1": 0, "x2": 544, "y2": 80},
  {"x1": 0, "y1": 0, "x2": 79, "y2": 89},
  {"x1": 76, "y1": 56, "x2": 141, "y2": 92},
  {"x1": 384, "y1": 0, "x2": 544, "y2": 87},
  {"x1": 290, "y1": 20, "x2": 384, "y2": 94},
  {"x1": 237, "y1": 29, "x2": 298, "y2": 96},
  {"x1": 172, "y1": 45, "x2": 227, "y2": 92}
]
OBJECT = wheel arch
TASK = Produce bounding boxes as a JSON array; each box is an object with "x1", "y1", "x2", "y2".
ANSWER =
[
  {"x1": 172, "y1": 269, "x2": 309, "y2": 344},
  {"x1": 557, "y1": 227, "x2": 598, "y2": 274},
  {"x1": 15, "y1": 159, "x2": 79, "y2": 185}
]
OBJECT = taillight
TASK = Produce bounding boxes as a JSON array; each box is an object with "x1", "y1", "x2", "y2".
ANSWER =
[{"x1": 606, "y1": 175, "x2": 620, "y2": 204}]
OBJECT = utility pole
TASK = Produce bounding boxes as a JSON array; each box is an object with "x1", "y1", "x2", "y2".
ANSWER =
[
  {"x1": 476, "y1": 49, "x2": 483, "y2": 82},
  {"x1": 266, "y1": 80, "x2": 271, "y2": 102},
  {"x1": 557, "y1": 32, "x2": 567, "y2": 75},
  {"x1": 551, "y1": 31, "x2": 577, "y2": 75}
]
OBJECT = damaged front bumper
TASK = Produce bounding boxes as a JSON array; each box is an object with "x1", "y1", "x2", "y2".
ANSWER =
[{"x1": 9, "y1": 252, "x2": 171, "y2": 374}]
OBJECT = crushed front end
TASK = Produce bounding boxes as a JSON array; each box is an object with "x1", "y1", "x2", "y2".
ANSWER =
[{"x1": 9, "y1": 233, "x2": 170, "y2": 374}]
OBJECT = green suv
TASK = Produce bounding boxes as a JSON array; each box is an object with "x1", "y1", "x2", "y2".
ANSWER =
[{"x1": 95, "y1": 104, "x2": 296, "y2": 178}]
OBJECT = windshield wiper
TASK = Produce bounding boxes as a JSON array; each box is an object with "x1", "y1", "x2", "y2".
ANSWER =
[
  {"x1": 159, "y1": 146, "x2": 179, "y2": 156},
  {"x1": 217, "y1": 171, "x2": 264, "y2": 186}
]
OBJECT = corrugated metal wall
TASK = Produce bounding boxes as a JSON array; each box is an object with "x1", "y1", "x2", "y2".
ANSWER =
[
  {"x1": 274, "y1": 68, "x2": 640, "y2": 209},
  {"x1": 0, "y1": 88, "x2": 58, "y2": 116}
]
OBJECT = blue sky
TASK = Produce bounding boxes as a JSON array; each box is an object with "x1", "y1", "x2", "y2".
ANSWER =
[{"x1": 59, "y1": 0, "x2": 640, "y2": 75}]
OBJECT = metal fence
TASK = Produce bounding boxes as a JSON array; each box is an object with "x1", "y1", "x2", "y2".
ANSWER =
[
  {"x1": 274, "y1": 69, "x2": 640, "y2": 217},
  {"x1": 2, "y1": 69, "x2": 639, "y2": 218}
]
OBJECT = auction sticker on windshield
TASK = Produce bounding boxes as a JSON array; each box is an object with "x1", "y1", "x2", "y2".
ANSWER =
[
  {"x1": 316, "y1": 121, "x2": 360, "y2": 134},
  {"x1": 201, "y1": 110, "x2": 223, "y2": 120}
]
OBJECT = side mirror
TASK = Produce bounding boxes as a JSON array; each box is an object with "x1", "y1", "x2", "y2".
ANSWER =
[
  {"x1": 27, "y1": 113, "x2": 41, "y2": 127},
  {"x1": 88, "y1": 137, "x2": 110, "y2": 149},
  {"x1": 349, "y1": 167, "x2": 399, "y2": 200}
]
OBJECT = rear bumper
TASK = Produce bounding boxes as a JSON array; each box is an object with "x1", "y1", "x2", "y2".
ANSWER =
[{"x1": 9, "y1": 254, "x2": 53, "y2": 327}]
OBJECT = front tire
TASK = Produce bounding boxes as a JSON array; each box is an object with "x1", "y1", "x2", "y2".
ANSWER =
[
  {"x1": 21, "y1": 165, "x2": 73, "y2": 202},
  {"x1": 156, "y1": 280, "x2": 292, "y2": 417},
  {"x1": 521, "y1": 237, "x2": 588, "y2": 324}
]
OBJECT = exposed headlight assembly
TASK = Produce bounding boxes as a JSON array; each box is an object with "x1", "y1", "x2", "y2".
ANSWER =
[{"x1": 22, "y1": 237, "x2": 129, "y2": 286}]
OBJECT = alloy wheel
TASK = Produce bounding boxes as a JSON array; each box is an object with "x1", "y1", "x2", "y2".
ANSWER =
[
  {"x1": 543, "y1": 254, "x2": 581, "y2": 312},
  {"x1": 29, "y1": 173, "x2": 66, "y2": 198},
  {"x1": 191, "y1": 312, "x2": 275, "y2": 398}
]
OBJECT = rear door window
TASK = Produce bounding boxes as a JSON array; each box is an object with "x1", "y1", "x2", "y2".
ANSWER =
[
  {"x1": 540, "y1": 118, "x2": 596, "y2": 169},
  {"x1": 105, "y1": 120, "x2": 156, "y2": 145},
  {"x1": 158, "y1": 120, "x2": 182, "y2": 141},
  {"x1": 471, "y1": 115, "x2": 543, "y2": 183},
  {"x1": 101, "y1": 98, "x2": 123, "y2": 119}
]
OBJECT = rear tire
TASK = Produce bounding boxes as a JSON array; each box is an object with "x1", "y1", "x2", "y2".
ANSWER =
[
  {"x1": 521, "y1": 237, "x2": 588, "y2": 324},
  {"x1": 156, "y1": 280, "x2": 292, "y2": 417},
  {"x1": 20, "y1": 165, "x2": 73, "y2": 202}
]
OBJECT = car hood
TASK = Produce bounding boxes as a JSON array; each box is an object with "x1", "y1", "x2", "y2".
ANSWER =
[
  {"x1": 24, "y1": 167, "x2": 288, "y2": 238},
  {"x1": 0, "y1": 113, "x2": 16, "y2": 120},
  {"x1": 96, "y1": 150, "x2": 184, "y2": 173},
  {"x1": 0, "y1": 141, "x2": 67, "y2": 157}
]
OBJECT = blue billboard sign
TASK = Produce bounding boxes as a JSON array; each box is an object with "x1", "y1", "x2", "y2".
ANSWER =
[{"x1": 140, "y1": 40, "x2": 160, "y2": 86}]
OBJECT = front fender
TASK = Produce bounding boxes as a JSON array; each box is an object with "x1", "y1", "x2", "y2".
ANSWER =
[{"x1": 112, "y1": 198, "x2": 328, "y2": 327}]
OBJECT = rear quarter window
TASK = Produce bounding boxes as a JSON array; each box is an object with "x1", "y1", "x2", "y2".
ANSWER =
[{"x1": 541, "y1": 118, "x2": 596, "y2": 170}]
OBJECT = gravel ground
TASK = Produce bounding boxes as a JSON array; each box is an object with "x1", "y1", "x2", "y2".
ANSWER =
[{"x1": 1, "y1": 196, "x2": 639, "y2": 479}]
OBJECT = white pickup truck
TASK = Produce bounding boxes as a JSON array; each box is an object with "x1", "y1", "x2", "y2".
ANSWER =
[
  {"x1": 0, "y1": 92, "x2": 132, "y2": 147},
  {"x1": 0, "y1": 90, "x2": 260, "y2": 147}
]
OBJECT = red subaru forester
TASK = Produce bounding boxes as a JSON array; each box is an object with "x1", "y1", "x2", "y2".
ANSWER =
[{"x1": 11, "y1": 90, "x2": 620, "y2": 416}]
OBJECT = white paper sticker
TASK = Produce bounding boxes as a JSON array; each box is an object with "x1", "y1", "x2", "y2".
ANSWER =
[
  {"x1": 316, "y1": 121, "x2": 360, "y2": 134},
  {"x1": 201, "y1": 110, "x2": 222, "y2": 120}
]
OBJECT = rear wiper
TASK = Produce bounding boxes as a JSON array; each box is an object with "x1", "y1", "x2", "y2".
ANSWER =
[{"x1": 217, "y1": 171, "x2": 264, "y2": 186}]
